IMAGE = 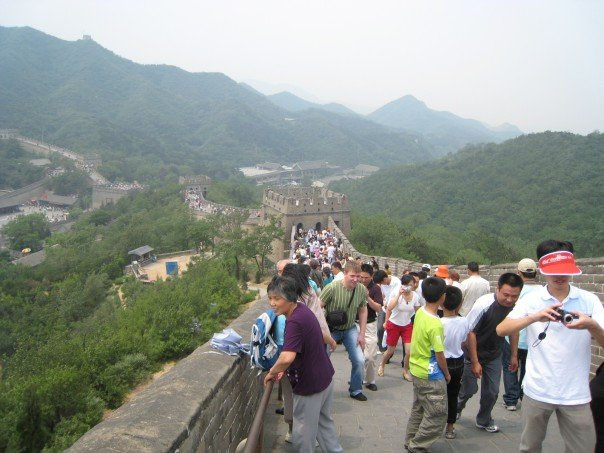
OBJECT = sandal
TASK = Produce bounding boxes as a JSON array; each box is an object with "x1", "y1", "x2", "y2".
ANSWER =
[
  {"x1": 377, "y1": 364, "x2": 385, "y2": 377},
  {"x1": 403, "y1": 370, "x2": 412, "y2": 382}
]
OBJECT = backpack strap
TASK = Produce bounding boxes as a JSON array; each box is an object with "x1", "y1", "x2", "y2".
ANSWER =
[
  {"x1": 345, "y1": 285, "x2": 357, "y2": 310},
  {"x1": 326, "y1": 282, "x2": 356, "y2": 313}
]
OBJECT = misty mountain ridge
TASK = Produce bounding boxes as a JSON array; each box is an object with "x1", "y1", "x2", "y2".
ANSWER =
[
  {"x1": 368, "y1": 94, "x2": 523, "y2": 154},
  {"x1": 267, "y1": 91, "x2": 359, "y2": 117},
  {"x1": 263, "y1": 89, "x2": 523, "y2": 156},
  {"x1": 0, "y1": 26, "x2": 432, "y2": 181}
]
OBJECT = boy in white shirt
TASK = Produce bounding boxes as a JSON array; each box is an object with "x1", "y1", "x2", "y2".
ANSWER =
[
  {"x1": 497, "y1": 240, "x2": 604, "y2": 452},
  {"x1": 441, "y1": 285, "x2": 469, "y2": 439}
]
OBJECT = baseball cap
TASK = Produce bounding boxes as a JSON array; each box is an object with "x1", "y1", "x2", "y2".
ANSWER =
[
  {"x1": 517, "y1": 258, "x2": 537, "y2": 273},
  {"x1": 422, "y1": 263, "x2": 431, "y2": 271},
  {"x1": 434, "y1": 265, "x2": 449, "y2": 278},
  {"x1": 538, "y1": 251, "x2": 582, "y2": 276}
]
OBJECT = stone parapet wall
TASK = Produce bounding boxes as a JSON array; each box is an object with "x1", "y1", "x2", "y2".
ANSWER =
[
  {"x1": 328, "y1": 217, "x2": 604, "y2": 375},
  {"x1": 69, "y1": 299, "x2": 268, "y2": 453}
]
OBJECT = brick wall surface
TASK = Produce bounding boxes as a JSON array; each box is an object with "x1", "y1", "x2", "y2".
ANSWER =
[
  {"x1": 68, "y1": 298, "x2": 268, "y2": 453},
  {"x1": 328, "y1": 217, "x2": 604, "y2": 376}
]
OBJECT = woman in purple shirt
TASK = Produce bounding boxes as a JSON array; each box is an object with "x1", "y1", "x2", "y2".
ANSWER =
[{"x1": 264, "y1": 276, "x2": 343, "y2": 453}]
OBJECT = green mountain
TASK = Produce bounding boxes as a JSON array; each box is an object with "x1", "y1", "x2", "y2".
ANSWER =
[
  {"x1": 369, "y1": 95, "x2": 523, "y2": 155},
  {"x1": 0, "y1": 26, "x2": 432, "y2": 182},
  {"x1": 267, "y1": 91, "x2": 359, "y2": 117},
  {"x1": 332, "y1": 132, "x2": 604, "y2": 260}
]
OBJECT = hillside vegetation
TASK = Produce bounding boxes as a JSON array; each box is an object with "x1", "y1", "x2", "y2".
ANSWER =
[
  {"x1": 0, "y1": 26, "x2": 431, "y2": 182},
  {"x1": 332, "y1": 132, "x2": 604, "y2": 262},
  {"x1": 0, "y1": 185, "x2": 277, "y2": 451},
  {"x1": 0, "y1": 139, "x2": 45, "y2": 189}
]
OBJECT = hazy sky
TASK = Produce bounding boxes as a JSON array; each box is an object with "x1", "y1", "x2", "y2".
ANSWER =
[{"x1": 2, "y1": 0, "x2": 603, "y2": 134}]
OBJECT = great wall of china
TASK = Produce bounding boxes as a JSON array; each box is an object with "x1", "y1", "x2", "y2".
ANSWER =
[{"x1": 69, "y1": 185, "x2": 604, "y2": 452}]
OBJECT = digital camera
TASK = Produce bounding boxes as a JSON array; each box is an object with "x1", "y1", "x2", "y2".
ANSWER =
[{"x1": 554, "y1": 308, "x2": 578, "y2": 324}]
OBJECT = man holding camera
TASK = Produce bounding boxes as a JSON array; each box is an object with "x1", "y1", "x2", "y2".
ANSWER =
[
  {"x1": 321, "y1": 261, "x2": 369, "y2": 401},
  {"x1": 497, "y1": 240, "x2": 604, "y2": 452}
]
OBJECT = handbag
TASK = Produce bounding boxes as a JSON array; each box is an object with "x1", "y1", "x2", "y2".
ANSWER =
[{"x1": 326, "y1": 286, "x2": 356, "y2": 329}]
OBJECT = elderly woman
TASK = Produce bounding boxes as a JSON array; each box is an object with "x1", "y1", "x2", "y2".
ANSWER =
[
  {"x1": 278, "y1": 264, "x2": 336, "y2": 442},
  {"x1": 264, "y1": 276, "x2": 343, "y2": 453}
]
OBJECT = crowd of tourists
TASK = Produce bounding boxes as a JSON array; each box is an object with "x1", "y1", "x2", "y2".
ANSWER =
[
  {"x1": 263, "y1": 230, "x2": 604, "y2": 452},
  {"x1": 21, "y1": 203, "x2": 70, "y2": 223},
  {"x1": 0, "y1": 202, "x2": 70, "y2": 227},
  {"x1": 184, "y1": 187, "x2": 243, "y2": 216}
]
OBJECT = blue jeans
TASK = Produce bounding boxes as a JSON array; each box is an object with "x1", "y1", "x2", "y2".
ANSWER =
[
  {"x1": 331, "y1": 326, "x2": 364, "y2": 396},
  {"x1": 501, "y1": 340, "x2": 527, "y2": 405}
]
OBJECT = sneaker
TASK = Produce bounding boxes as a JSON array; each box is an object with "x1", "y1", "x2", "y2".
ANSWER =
[
  {"x1": 350, "y1": 392, "x2": 368, "y2": 401},
  {"x1": 365, "y1": 383, "x2": 378, "y2": 391},
  {"x1": 476, "y1": 422, "x2": 499, "y2": 433},
  {"x1": 503, "y1": 402, "x2": 517, "y2": 411},
  {"x1": 445, "y1": 428, "x2": 456, "y2": 439},
  {"x1": 275, "y1": 407, "x2": 284, "y2": 415},
  {"x1": 285, "y1": 431, "x2": 292, "y2": 443},
  {"x1": 456, "y1": 411, "x2": 462, "y2": 421}
]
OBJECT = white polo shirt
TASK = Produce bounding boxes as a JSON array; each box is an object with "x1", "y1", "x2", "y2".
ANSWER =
[
  {"x1": 381, "y1": 276, "x2": 402, "y2": 309},
  {"x1": 507, "y1": 285, "x2": 604, "y2": 405}
]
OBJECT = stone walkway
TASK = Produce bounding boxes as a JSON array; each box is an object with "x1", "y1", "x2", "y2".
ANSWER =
[{"x1": 265, "y1": 346, "x2": 565, "y2": 452}]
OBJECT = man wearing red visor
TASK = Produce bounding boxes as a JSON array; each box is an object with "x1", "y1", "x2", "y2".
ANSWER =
[{"x1": 497, "y1": 240, "x2": 604, "y2": 452}]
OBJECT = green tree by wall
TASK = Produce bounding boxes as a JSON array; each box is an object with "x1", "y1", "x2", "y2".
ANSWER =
[{"x1": 2, "y1": 213, "x2": 51, "y2": 252}]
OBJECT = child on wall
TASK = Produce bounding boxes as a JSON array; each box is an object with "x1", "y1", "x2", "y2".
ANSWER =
[
  {"x1": 440, "y1": 286, "x2": 469, "y2": 439},
  {"x1": 405, "y1": 277, "x2": 451, "y2": 451}
]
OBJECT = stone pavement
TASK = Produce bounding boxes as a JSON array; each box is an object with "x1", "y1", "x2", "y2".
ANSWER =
[{"x1": 264, "y1": 346, "x2": 566, "y2": 452}]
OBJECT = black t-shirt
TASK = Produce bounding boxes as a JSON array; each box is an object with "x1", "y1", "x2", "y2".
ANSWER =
[
  {"x1": 366, "y1": 281, "x2": 383, "y2": 323},
  {"x1": 467, "y1": 295, "x2": 513, "y2": 363}
]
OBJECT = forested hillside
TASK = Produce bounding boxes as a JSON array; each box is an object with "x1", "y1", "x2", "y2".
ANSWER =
[
  {"x1": 332, "y1": 132, "x2": 604, "y2": 262},
  {"x1": 267, "y1": 91, "x2": 359, "y2": 116},
  {"x1": 0, "y1": 139, "x2": 45, "y2": 189},
  {"x1": 0, "y1": 185, "x2": 272, "y2": 451},
  {"x1": 0, "y1": 26, "x2": 431, "y2": 182}
]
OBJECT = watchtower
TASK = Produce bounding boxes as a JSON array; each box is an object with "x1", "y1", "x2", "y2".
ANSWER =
[
  {"x1": 179, "y1": 175, "x2": 212, "y2": 197},
  {"x1": 260, "y1": 186, "x2": 351, "y2": 261}
]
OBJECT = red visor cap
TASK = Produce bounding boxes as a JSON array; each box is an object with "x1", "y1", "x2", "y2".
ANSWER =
[{"x1": 538, "y1": 251, "x2": 582, "y2": 276}]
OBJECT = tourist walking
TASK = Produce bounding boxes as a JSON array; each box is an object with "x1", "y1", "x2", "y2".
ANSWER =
[
  {"x1": 459, "y1": 262, "x2": 490, "y2": 316},
  {"x1": 405, "y1": 277, "x2": 450, "y2": 452},
  {"x1": 359, "y1": 263, "x2": 383, "y2": 391},
  {"x1": 264, "y1": 276, "x2": 343, "y2": 452},
  {"x1": 440, "y1": 286, "x2": 469, "y2": 439},
  {"x1": 457, "y1": 273, "x2": 523, "y2": 433},
  {"x1": 501, "y1": 258, "x2": 540, "y2": 411},
  {"x1": 377, "y1": 275, "x2": 419, "y2": 381},
  {"x1": 321, "y1": 261, "x2": 369, "y2": 401}
]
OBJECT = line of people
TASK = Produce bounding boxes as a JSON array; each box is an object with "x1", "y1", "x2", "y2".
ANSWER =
[{"x1": 263, "y1": 235, "x2": 604, "y2": 452}]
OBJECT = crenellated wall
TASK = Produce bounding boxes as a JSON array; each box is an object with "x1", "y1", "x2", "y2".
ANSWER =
[
  {"x1": 68, "y1": 299, "x2": 268, "y2": 453},
  {"x1": 328, "y1": 217, "x2": 604, "y2": 375},
  {"x1": 262, "y1": 187, "x2": 350, "y2": 261}
]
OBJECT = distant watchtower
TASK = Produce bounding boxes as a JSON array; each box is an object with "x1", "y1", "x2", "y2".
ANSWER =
[
  {"x1": 179, "y1": 175, "x2": 212, "y2": 197},
  {"x1": 261, "y1": 186, "x2": 351, "y2": 261}
]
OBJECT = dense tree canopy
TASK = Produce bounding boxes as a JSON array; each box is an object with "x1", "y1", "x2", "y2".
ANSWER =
[
  {"x1": 0, "y1": 185, "x2": 271, "y2": 451},
  {"x1": 2, "y1": 213, "x2": 51, "y2": 252},
  {"x1": 0, "y1": 139, "x2": 45, "y2": 189},
  {"x1": 333, "y1": 132, "x2": 604, "y2": 263}
]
